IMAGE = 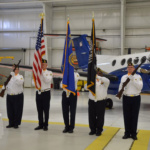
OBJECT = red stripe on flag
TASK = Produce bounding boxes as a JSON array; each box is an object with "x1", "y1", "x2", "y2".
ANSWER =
[{"x1": 41, "y1": 45, "x2": 45, "y2": 49}]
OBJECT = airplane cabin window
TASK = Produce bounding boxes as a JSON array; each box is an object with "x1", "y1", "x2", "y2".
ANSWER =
[
  {"x1": 134, "y1": 57, "x2": 139, "y2": 64},
  {"x1": 141, "y1": 56, "x2": 146, "y2": 63},
  {"x1": 112, "y1": 60, "x2": 116, "y2": 66},
  {"x1": 121, "y1": 59, "x2": 126, "y2": 65},
  {"x1": 127, "y1": 58, "x2": 132, "y2": 64}
]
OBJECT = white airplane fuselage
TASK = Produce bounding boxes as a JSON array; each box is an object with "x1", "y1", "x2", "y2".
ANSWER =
[{"x1": 97, "y1": 52, "x2": 150, "y2": 73}]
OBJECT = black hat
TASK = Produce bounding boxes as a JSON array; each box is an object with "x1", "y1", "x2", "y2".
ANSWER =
[
  {"x1": 127, "y1": 62, "x2": 134, "y2": 67},
  {"x1": 96, "y1": 67, "x2": 102, "y2": 72},
  {"x1": 42, "y1": 59, "x2": 47, "y2": 63}
]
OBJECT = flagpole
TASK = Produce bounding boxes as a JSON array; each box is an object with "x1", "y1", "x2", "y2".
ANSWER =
[
  {"x1": 92, "y1": 12, "x2": 96, "y2": 99},
  {"x1": 62, "y1": 17, "x2": 69, "y2": 76},
  {"x1": 39, "y1": 12, "x2": 45, "y2": 32}
]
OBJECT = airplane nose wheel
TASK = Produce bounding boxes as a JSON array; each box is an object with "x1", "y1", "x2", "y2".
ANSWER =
[{"x1": 106, "y1": 98, "x2": 113, "y2": 109}]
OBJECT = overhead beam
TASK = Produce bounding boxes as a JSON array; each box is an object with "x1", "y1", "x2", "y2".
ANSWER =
[{"x1": 120, "y1": 0, "x2": 126, "y2": 55}]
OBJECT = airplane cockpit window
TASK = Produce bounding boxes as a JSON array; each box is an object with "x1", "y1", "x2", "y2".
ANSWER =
[
  {"x1": 127, "y1": 58, "x2": 132, "y2": 64},
  {"x1": 112, "y1": 60, "x2": 116, "y2": 66},
  {"x1": 121, "y1": 59, "x2": 126, "y2": 65},
  {"x1": 134, "y1": 57, "x2": 139, "y2": 64},
  {"x1": 141, "y1": 56, "x2": 146, "y2": 63}
]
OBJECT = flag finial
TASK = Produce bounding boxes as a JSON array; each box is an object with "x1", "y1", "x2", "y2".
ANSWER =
[
  {"x1": 39, "y1": 12, "x2": 45, "y2": 19},
  {"x1": 67, "y1": 15, "x2": 69, "y2": 22},
  {"x1": 92, "y1": 11, "x2": 94, "y2": 19}
]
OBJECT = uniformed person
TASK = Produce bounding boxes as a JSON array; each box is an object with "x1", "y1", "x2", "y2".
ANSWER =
[
  {"x1": 88, "y1": 68, "x2": 110, "y2": 136},
  {"x1": 34, "y1": 59, "x2": 53, "y2": 131},
  {"x1": 119, "y1": 63, "x2": 143, "y2": 140},
  {"x1": 61, "y1": 72, "x2": 80, "y2": 133},
  {"x1": 3, "y1": 64, "x2": 24, "y2": 129}
]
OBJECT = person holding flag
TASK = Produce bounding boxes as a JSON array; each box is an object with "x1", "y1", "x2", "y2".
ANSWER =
[
  {"x1": 61, "y1": 19, "x2": 80, "y2": 134},
  {"x1": 87, "y1": 16, "x2": 110, "y2": 136},
  {"x1": 32, "y1": 13, "x2": 53, "y2": 131}
]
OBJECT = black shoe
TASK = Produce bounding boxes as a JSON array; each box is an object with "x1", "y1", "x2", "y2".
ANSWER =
[
  {"x1": 6, "y1": 125, "x2": 14, "y2": 128},
  {"x1": 34, "y1": 126, "x2": 43, "y2": 130},
  {"x1": 68, "y1": 129, "x2": 74, "y2": 133},
  {"x1": 89, "y1": 131, "x2": 96, "y2": 135},
  {"x1": 14, "y1": 125, "x2": 19, "y2": 129},
  {"x1": 62, "y1": 128, "x2": 69, "y2": 133},
  {"x1": 131, "y1": 135, "x2": 137, "y2": 140},
  {"x1": 122, "y1": 135, "x2": 130, "y2": 139},
  {"x1": 43, "y1": 126, "x2": 48, "y2": 131},
  {"x1": 96, "y1": 131, "x2": 101, "y2": 136}
]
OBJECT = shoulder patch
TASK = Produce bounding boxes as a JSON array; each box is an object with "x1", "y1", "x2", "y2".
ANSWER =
[{"x1": 96, "y1": 78, "x2": 99, "y2": 82}]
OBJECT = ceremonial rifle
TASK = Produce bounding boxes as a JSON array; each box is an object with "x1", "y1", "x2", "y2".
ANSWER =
[
  {"x1": 116, "y1": 56, "x2": 146, "y2": 99},
  {"x1": 0, "y1": 59, "x2": 21, "y2": 97}
]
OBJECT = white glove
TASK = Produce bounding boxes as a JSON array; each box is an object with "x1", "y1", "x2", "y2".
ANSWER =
[
  {"x1": 2, "y1": 85, "x2": 5, "y2": 90},
  {"x1": 115, "y1": 96, "x2": 120, "y2": 100},
  {"x1": 10, "y1": 72, "x2": 15, "y2": 76},
  {"x1": 38, "y1": 90, "x2": 41, "y2": 95},
  {"x1": 137, "y1": 68, "x2": 141, "y2": 73}
]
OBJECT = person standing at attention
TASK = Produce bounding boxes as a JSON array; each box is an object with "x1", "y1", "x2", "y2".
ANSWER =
[
  {"x1": 119, "y1": 63, "x2": 143, "y2": 140},
  {"x1": 61, "y1": 72, "x2": 80, "y2": 133},
  {"x1": 34, "y1": 59, "x2": 53, "y2": 131},
  {"x1": 3, "y1": 64, "x2": 24, "y2": 129},
  {"x1": 88, "y1": 68, "x2": 110, "y2": 136}
]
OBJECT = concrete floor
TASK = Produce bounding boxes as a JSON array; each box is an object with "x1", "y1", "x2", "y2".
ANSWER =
[{"x1": 0, "y1": 88, "x2": 150, "y2": 150}]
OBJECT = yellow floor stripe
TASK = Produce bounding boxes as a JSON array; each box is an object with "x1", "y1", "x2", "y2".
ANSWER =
[
  {"x1": 2, "y1": 118, "x2": 89, "y2": 127},
  {"x1": 85, "y1": 126, "x2": 120, "y2": 150},
  {"x1": 131, "y1": 130, "x2": 150, "y2": 150}
]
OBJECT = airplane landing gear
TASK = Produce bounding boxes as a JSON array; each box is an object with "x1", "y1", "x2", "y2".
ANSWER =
[{"x1": 106, "y1": 98, "x2": 113, "y2": 109}]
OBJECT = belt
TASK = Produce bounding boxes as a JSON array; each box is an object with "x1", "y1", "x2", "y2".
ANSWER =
[
  {"x1": 40, "y1": 88, "x2": 50, "y2": 93},
  {"x1": 124, "y1": 94, "x2": 139, "y2": 97},
  {"x1": 8, "y1": 92, "x2": 23, "y2": 96}
]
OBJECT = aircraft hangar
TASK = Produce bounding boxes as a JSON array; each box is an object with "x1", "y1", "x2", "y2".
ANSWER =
[{"x1": 0, "y1": 0, "x2": 150, "y2": 150}]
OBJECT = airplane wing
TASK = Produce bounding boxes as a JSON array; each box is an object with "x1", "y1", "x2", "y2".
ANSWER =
[
  {"x1": 0, "y1": 74, "x2": 7, "y2": 78},
  {"x1": 0, "y1": 63, "x2": 118, "y2": 81},
  {"x1": 44, "y1": 33, "x2": 107, "y2": 41},
  {"x1": 0, "y1": 63, "x2": 63, "y2": 78}
]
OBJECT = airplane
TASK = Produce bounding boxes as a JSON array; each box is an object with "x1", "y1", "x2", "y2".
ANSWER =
[
  {"x1": 96, "y1": 52, "x2": 150, "y2": 94},
  {"x1": 0, "y1": 35, "x2": 150, "y2": 109},
  {"x1": 1, "y1": 51, "x2": 150, "y2": 108}
]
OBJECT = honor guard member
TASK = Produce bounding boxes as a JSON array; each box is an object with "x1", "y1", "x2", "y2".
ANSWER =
[
  {"x1": 119, "y1": 63, "x2": 143, "y2": 140},
  {"x1": 61, "y1": 72, "x2": 80, "y2": 133},
  {"x1": 34, "y1": 59, "x2": 53, "y2": 131},
  {"x1": 2, "y1": 64, "x2": 24, "y2": 129},
  {"x1": 88, "y1": 68, "x2": 110, "y2": 136}
]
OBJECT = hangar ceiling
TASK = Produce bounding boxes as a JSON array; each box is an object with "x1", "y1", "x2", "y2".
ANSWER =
[{"x1": 0, "y1": 0, "x2": 150, "y2": 10}]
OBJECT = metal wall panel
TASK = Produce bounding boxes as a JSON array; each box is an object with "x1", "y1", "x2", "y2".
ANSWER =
[
  {"x1": 0, "y1": 50, "x2": 25, "y2": 85},
  {"x1": 0, "y1": 2, "x2": 150, "y2": 69}
]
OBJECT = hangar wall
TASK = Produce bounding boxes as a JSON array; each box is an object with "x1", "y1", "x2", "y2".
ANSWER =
[{"x1": 0, "y1": 1, "x2": 150, "y2": 85}]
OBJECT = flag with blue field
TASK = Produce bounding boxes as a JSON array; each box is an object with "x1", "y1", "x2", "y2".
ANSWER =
[
  {"x1": 73, "y1": 34, "x2": 90, "y2": 71},
  {"x1": 61, "y1": 21, "x2": 75, "y2": 95}
]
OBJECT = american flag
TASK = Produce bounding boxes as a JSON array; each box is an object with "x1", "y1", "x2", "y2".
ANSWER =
[{"x1": 32, "y1": 23, "x2": 46, "y2": 90}]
